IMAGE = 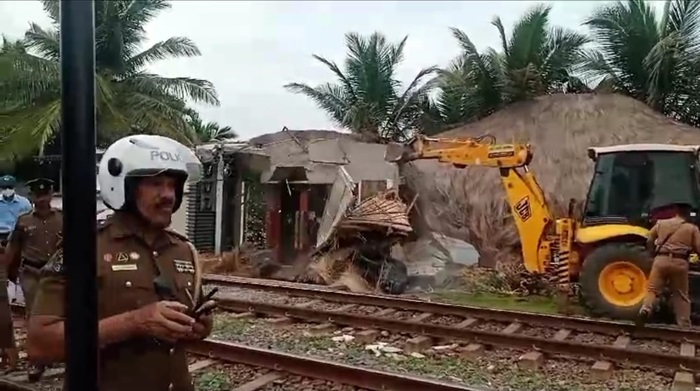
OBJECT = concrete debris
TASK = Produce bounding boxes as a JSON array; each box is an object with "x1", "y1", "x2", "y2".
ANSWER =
[
  {"x1": 331, "y1": 335, "x2": 355, "y2": 343},
  {"x1": 365, "y1": 342, "x2": 403, "y2": 357},
  {"x1": 402, "y1": 232, "x2": 479, "y2": 290},
  {"x1": 298, "y1": 166, "x2": 413, "y2": 295}
]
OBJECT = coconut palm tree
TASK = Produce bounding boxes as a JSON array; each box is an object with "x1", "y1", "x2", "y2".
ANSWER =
[
  {"x1": 426, "y1": 4, "x2": 590, "y2": 131},
  {"x1": 284, "y1": 32, "x2": 439, "y2": 142},
  {"x1": 186, "y1": 112, "x2": 237, "y2": 143},
  {"x1": 582, "y1": 0, "x2": 700, "y2": 127},
  {"x1": 0, "y1": 0, "x2": 219, "y2": 159}
]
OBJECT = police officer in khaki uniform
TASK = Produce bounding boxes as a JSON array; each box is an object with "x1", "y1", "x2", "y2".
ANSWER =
[
  {"x1": 638, "y1": 202, "x2": 700, "y2": 327},
  {"x1": 5, "y1": 178, "x2": 62, "y2": 380},
  {"x1": 27, "y1": 135, "x2": 214, "y2": 391}
]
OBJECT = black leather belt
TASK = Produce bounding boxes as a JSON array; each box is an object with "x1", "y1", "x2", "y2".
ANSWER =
[
  {"x1": 657, "y1": 251, "x2": 689, "y2": 259},
  {"x1": 21, "y1": 258, "x2": 45, "y2": 269}
]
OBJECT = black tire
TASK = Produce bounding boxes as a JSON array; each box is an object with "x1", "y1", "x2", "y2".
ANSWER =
[{"x1": 579, "y1": 242, "x2": 652, "y2": 320}]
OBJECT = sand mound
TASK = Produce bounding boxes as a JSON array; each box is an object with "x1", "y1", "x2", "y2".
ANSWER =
[{"x1": 406, "y1": 93, "x2": 700, "y2": 267}]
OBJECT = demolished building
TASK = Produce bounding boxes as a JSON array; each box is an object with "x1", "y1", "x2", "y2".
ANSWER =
[{"x1": 249, "y1": 128, "x2": 400, "y2": 264}]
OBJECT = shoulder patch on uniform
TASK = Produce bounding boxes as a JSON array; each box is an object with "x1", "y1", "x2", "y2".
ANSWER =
[
  {"x1": 97, "y1": 218, "x2": 112, "y2": 232},
  {"x1": 165, "y1": 227, "x2": 189, "y2": 242}
]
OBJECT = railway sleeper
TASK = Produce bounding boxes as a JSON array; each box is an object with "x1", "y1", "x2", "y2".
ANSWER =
[
  {"x1": 590, "y1": 335, "x2": 630, "y2": 381},
  {"x1": 672, "y1": 343, "x2": 696, "y2": 391}
]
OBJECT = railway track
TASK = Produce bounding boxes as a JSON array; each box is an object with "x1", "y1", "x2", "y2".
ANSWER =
[
  {"x1": 188, "y1": 339, "x2": 489, "y2": 391},
  {"x1": 205, "y1": 274, "x2": 700, "y2": 390},
  {"x1": 2, "y1": 304, "x2": 487, "y2": 391}
]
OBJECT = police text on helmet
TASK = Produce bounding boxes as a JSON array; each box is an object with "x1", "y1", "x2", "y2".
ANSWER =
[{"x1": 150, "y1": 151, "x2": 181, "y2": 162}]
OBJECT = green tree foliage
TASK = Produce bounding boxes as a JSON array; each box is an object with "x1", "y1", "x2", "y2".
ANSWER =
[
  {"x1": 186, "y1": 111, "x2": 237, "y2": 144},
  {"x1": 424, "y1": 4, "x2": 590, "y2": 132},
  {"x1": 582, "y1": 0, "x2": 700, "y2": 126},
  {"x1": 285, "y1": 32, "x2": 439, "y2": 142},
  {"x1": 0, "y1": 0, "x2": 219, "y2": 159}
]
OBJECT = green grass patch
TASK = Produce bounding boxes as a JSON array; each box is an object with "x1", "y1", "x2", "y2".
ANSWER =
[
  {"x1": 431, "y1": 290, "x2": 585, "y2": 315},
  {"x1": 194, "y1": 370, "x2": 232, "y2": 391},
  {"x1": 211, "y1": 316, "x2": 253, "y2": 339}
]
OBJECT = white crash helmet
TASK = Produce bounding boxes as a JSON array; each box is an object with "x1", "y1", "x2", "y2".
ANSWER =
[{"x1": 98, "y1": 135, "x2": 202, "y2": 212}]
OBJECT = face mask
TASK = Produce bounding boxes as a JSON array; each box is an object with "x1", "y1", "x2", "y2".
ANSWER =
[{"x1": 1, "y1": 189, "x2": 15, "y2": 198}]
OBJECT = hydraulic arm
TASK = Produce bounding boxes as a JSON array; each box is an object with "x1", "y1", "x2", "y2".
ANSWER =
[{"x1": 388, "y1": 135, "x2": 574, "y2": 283}]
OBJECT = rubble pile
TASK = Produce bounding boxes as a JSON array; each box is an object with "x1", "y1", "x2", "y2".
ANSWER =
[
  {"x1": 201, "y1": 243, "x2": 279, "y2": 278},
  {"x1": 297, "y1": 179, "x2": 414, "y2": 294}
]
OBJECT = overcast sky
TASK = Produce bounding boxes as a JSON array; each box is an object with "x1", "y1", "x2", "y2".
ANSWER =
[{"x1": 0, "y1": 1, "x2": 664, "y2": 140}]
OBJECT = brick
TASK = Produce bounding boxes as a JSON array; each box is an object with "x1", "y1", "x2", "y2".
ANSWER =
[
  {"x1": 354, "y1": 329, "x2": 380, "y2": 344},
  {"x1": 405, "y1": 336, "x2": 433, "y2": 353},
  {"x1": 502, "y1": 322, "x2": 523, "y2": 334},
  {"x1": 412, "y1": 313, "x2": 433, "y2": 322},
  {"x1": 374, "y1": 308, "x2": 396, "y2": 317},
  {"x1": 458, "y1": 344, "x2": 484, "y2": 361},
  {"x1": 455, "y1": 318, "x2": 479, "y2": 328},
  {"x1": 266, "y1": 317, "x2": 292, "y2": 327},
  {"x1": 517, "y1": 351, "x2": 544, "y2": 371},
  {"x1": 232, "y1": 312, "x2": 255, "y2": 319},
  {"x1": 590, "y1": 361, "x2": 614, "y2": 381},
  {"x1": 309, "y1": 323, "x2": 336, "y2": 335},
  {"x1": 671, "y1": 371, "x2": 695, "y2": 391}
]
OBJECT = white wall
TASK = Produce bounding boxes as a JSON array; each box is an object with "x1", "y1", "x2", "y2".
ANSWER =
[{"x1": 170, "y1": 193, "x2": 188, "y2": 237}]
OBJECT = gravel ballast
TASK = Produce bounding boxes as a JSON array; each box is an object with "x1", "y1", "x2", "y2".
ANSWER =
[{"x1": 210, "y1": 311, "x2": 673, "y2": 391}]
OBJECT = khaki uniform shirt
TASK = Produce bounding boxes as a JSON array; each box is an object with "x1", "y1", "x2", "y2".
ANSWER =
[
  {"x1": 648, "y1": 216, "x2": 700, "y2": 257},
  {"x1": 32, "y1": 212, "x2": 198, "y2": 391},
  {"x1": 8, "y1": 209, "x2": 63, "y2": 269}
]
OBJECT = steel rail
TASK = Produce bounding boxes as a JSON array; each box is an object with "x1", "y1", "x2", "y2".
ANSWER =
[
  {"x1": 204, "y1": 274, "x2": 700, "y2": 343},
  {"x1": 216, "y1": 295, "x2": 700, "y2": 372},
  {"x1": 7, "y1": 304, "x2": 488, "y2": 390},
  {"x1": 187, "y1": 339, "x2": 491, "y2": 391},
  {"x1": 0, "y1": 379, "x2": 38, "y2": 391}
]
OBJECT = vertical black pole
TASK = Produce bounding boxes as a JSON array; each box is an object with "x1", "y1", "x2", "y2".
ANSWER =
[{"x1": 60, "y1": 1, "x2": 98, "y2": 391}]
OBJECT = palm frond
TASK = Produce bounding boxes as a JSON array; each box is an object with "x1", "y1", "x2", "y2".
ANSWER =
[{"x1": 126, "y1": 37, "x2": 201, "y2": 74}]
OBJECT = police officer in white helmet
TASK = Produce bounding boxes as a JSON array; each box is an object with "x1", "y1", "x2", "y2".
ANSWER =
[{"x1": 27, "y1": 135, "x2": 215, "y2": 391}]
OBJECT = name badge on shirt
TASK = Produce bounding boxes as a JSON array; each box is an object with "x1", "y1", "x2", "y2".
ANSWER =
[{"x1": 112, "y1": 264, "x2": 138, "y2": 271}]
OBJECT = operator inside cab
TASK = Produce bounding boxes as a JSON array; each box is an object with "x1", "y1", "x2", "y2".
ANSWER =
[{"x1": 27, "y1": 135, "x2": 215, "y2": 391}]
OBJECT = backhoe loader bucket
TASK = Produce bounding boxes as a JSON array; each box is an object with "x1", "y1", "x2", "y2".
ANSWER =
[
  {"x1": 384, "y1": 142, "x2": 407, "y2": 163},
  {"x1": 384, "y1": 137, "x2": 425, "y2": 163}
]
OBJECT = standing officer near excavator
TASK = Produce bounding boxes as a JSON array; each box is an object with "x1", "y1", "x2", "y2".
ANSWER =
[
  {"x1": 0, "y1": 175, "x2": 32, "y2": 371},
  {"x1": 5, "y1": 178, "x2": 62, "y2": 381},
  {"x1": 638, "y1": 202, "x2": 700, "y2": 328},
  {"x1": 26, "y1": 135, "x2": 216, "y2": 391}
]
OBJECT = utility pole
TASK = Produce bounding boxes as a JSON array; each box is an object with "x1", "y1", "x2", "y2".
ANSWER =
[{"x1": 59, "y1": 1, "x2": 98, "y2": 390}]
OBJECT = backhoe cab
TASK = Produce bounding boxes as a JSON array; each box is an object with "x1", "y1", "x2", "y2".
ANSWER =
[
  {"x1": 390, "y1": 135, "x2": 700, "y2": 321},
  {"x1": 577, "y1": 144, "x2": 700, "y2": 320}
]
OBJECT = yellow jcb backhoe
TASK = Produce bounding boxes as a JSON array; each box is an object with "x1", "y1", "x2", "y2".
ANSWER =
[{"x1": 388, "y1": 135, "x2": 700, "y2": 321}]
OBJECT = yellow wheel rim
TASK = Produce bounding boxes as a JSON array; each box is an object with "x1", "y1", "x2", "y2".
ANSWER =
[{"x1": 598, "y1": 261, "x2": 647, "y2": 307}]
